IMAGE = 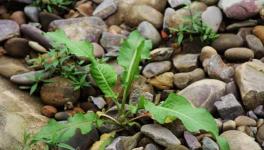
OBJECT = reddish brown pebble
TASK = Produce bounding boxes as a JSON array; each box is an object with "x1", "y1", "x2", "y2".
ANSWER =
[{"x1": 41, "y1": 105, "x2": 58, "y2": 118}]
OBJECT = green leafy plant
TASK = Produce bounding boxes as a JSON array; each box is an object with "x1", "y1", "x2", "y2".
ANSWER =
[
  {"x1": 29, "y1": 39, "x2": 90, "y2": 92},
  {"x1": 33, "y1": 0, "x2": 73, "y2": 13},
  {"x1": 25, "y1": 30, "x2": 229, "y2": 150},
  {"x1": 170, "y1": 9, "x2": 219, "y2": 44}
]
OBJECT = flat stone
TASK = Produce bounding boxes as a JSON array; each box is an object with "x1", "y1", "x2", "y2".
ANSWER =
[
  {"x1": 49, "y1": 17, "x2": 107, "y2": 42},
  {"x1": 221, "y1": 130, "x2": 262, "y2": 150},
  {"x1": 179, "y1": 79, "x2": 226, "y2": 112},
  {"x1": 174, "y1": 68, "x2": 205, "y2": 89},
  {"x1": 0, "y1": 56, "x2": 29, "y2": 78},
  {"x1": 214, "y1": 94, "x2": 244, "y2": 120},
  {"x1": 141, "y1": 124, "x2": 181, "y2": 147},
  {"x1": 105, "y1": 132, "x2": 141, "y2": 150},
  {"x1": 235, "y1": 60, "x2": 264, "y2": 110},
  {"x1": 148, "y1": 72, "x2": 174, "y2": 90},
  {"x1": 10, "y1": 70, "x2": 52, "y2": 85},
  {"x1": 93, "y1": 0, "x2": 118, "y2": 19},
  {"x1": 173, "y1": 54, "x2": 199, "y2": 72},
  {"x1": 143, "y1": 61, "x2": 172, "y2": 78},
  {"x1": 0, "y1": 76, "x2": 47, "y2": 150},
  {"x1": 150, "y1": 47, "x2": 174, "y2": 61},
  {"x1": 0, "y1": 20, "x2": 19, "y2": 42}
]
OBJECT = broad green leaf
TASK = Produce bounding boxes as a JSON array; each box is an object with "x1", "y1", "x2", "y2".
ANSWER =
[
  {"x1": 45, "y1": 30, "x2": 94, "y2": 60},
  {"x1": 90, "y1": 132, "x2": 116, "y2": 150},
  {"x1": 33, "y1": 112, "x2": 102, "y2": 144},
  {"x1": 90, "y1": 63, "x2": 118, "y2": 99},
  {"x1": 117, "y1": 30, "x2": 152, "y2": 101},
  {"x1": 141, "y1": 93, "x2": 229, "y2": 150}
]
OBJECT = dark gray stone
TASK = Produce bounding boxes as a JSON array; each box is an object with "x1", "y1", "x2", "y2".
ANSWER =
[
  {"x1": 141, "y1": 124, "x2": 181, "y2": 147},
  {"x1": 214, "y1": 94, "x2": 244, "y2": 120},
  {"x1": 20, "y1": 24, "x2": 52, "y2": 49}
]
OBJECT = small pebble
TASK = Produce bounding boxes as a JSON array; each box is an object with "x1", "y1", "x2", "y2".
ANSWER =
[
  {"x1": 223, "y1": 120, "x2": 236, "y2": 131},
  {"x1": 55, "y1": 112, "x2": 69, "y2": 121},
  {"x1": 41, "y1": 105, "x2": 58, "y2": 118}
]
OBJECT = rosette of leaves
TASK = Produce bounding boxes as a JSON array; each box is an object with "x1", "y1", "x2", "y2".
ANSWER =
[{"x1": 24, "y1": 30, "x2": 229, "y2": 150}]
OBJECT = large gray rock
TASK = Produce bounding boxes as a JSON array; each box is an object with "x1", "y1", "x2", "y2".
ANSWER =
[
  {"x1": 141, "y1": 124, "x2": 181, "y2": 147},
  {"x1": 235, "y1": 59, "x2": 264, "y2": 110},
  {"x1": 179, "y1": 79, "x2": 226, "y2": 112},
  {"x1": 221, "y1": 130, "x2": 261, "y2": 150},
  {"x1": 0, "y1": 76, "x2": 47, "y2": 150},
  {"x1": 49, "y1": 17, "x2": 107, "y2": 42},
  {"x1": 0, "y1": 20, "x2": 19, "y2": 42}
]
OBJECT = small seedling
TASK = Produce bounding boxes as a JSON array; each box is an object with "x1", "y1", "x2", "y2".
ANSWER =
[{"x1": 170, "y1": 8, "x2": 219, "y2": 44}]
